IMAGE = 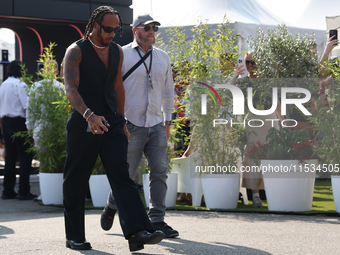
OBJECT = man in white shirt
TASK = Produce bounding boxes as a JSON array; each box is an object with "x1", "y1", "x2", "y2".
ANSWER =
[
  {"x1": 26, "y1": 60, "x2": 64, "y2": 147},
  {"x1": 0, "y1": 60, "x2": 35, "y2": 200},
  {"x1": 101, "y1": 14, "x2": 178, "y2": 238}
]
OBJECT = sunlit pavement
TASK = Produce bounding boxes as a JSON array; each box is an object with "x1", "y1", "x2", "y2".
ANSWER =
[{"x1": 0, "y1": 181, "x2": 339, "y2": 255}]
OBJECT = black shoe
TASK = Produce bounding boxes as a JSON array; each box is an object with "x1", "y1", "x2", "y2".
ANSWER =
[
  {"x1": 100, "y1": 206, "x2": 117, "y2": 231},
  {"x1": 66, "y1": 239, "x2": 92, "y2": 250},
  {"x1": 16, "y1": 193, "x2": 37, "y2": 200},
  {"x1": 1, "y1": 192, "x2": 17, "y2": 199},
  {"x1": 152, "y1": 221, "x2": 179, "y2": 238},
  {"x1": 128, "y1": 230, "x2": 165, "y2": 252}
]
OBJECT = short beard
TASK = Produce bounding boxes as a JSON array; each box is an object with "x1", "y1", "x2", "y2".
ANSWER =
[
  {"x1": 100, "y1": 38, "x2": 111, "y2": 47},
  {"x1": 140, "y1": 38, "x2": 155, "y2": 45},
  {"x1": 97, "y1": 28, "x2": 111, "y2": 47},
  {"x1": 136, "y1": 31, "x2": 155, "y2": 46}
]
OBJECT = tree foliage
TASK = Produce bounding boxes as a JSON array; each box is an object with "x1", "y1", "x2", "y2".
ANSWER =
[
  {"x1": 158, "y1": 17, "x2": 247, "y2": 170},
  {"x1": 22, "y1": 43, "x2": 70, "y2": 173}
]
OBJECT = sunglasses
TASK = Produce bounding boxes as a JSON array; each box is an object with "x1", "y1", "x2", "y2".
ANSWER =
[
  {"x1": 98, "y1": 22, "x2": 121, "y2": 34},
  {"x1": 136, "y1": 25, "x2": 159, "y2": 32},
  {"x1": 246, "y1": 60, "x2": 256, "y2": 66}
]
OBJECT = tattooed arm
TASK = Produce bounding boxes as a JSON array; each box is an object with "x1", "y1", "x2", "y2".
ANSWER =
[
  {"x1": 63, "y1": 43, "x2": 108, "y2": 134},
  {"x1": 114, "y1": 46, "x2": 125, "y2": 118}
]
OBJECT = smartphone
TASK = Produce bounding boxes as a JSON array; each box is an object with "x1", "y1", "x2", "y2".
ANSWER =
[
  {"x1": 237, "y1": 58, "x2": 247, "y2": 75},
  {"x1": 330, "y1": 29, "x2": 338, "y2": 40},
  {"x1": 86, "y1": 120, "x2": 109, "y2": 132}
]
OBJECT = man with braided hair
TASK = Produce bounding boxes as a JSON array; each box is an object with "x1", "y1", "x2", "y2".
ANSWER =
[
  {"x1": 101, "y1": 13, "x2": 179, "y2": 238},
  {"x1": 62, "y1": 6, "x2": 164, "y2": 251}
]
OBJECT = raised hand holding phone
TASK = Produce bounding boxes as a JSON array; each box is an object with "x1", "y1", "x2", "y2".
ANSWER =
[
  {"x1": 324, "y1": 29, "x2": 340, "y2": 55},
  {"x1": 330, "y1": 29, "x2": 338, "y2": 40},
  {"x1": 236, "y1": 58, "x2": 247, "y2": 75},
  {"x1": 329, "y1": 29, "x2": 339, "y2": 46}
]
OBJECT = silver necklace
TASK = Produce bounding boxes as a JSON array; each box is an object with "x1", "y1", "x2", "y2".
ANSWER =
[{"x1": 88, "y1": 37, "x2": 107, "y2": 49}]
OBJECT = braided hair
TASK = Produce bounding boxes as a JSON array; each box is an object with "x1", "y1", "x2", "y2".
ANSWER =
[{"x1": 84, "y1": 6, "x2": 123, "y2": 39}]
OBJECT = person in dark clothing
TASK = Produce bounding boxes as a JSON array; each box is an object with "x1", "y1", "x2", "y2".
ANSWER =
[
  {"x1": 62, "y1": 6, "x2": 164, "y2": 252},
  {"x1": 0, "y1": 60, "x2": 35, "y2": 200}
]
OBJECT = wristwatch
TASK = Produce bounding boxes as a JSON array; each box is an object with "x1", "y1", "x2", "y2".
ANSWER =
[{"x1": 164, "y1": 120, "x2": 171, "y2": 125}]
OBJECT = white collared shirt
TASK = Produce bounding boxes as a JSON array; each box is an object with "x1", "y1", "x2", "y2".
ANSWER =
[
  {"x1": 25, "y1": 79, "x2": 65, "y2": 145},
  {"x1": 0, "y1": 76, "x2": 28, "y2": 118},
  {"x1": 122, "y1": 40, "x2": 174, "y2": 127}
]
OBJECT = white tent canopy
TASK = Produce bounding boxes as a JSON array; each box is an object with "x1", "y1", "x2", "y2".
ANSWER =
[
  {"x1": 150, "y1": 0, "x2": 284, "y2": 27},
  {"x1": 293, "y1": 0, "x2": 340, "y2": 30},
  {"x1": 151, "y1": 0, "x2": 326, "y2": 59}
]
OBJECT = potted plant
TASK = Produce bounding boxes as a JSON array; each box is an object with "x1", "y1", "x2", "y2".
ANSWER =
[
  {"x1": 88, "y1": 156, "x2": 111, "y2": 207},
  {"x1": 312, "y1": 64, "x2": 340, "y2": 213},
  {"x1": 195, "y1": 122, "x2": 245, "y2": 209},
  {"x1": 158, "y1": 17, "x2": 247, "y2": 209},
  {"x1": 190, "y1": 77, "x2": 247, "y2": 209},
  {"x1": 248, "y1": 127, "x2": 318, "y2": 211},
  {"x1": 332, "y1": 173, "x2": 340, "y2": 213},
  {"x1": 22, "y1": 43, "x2": 69, "y2": 205}
]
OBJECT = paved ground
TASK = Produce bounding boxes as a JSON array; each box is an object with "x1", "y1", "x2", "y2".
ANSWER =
[{"x1": 0, "y1": 180, "x2": 340, "y2": 254}]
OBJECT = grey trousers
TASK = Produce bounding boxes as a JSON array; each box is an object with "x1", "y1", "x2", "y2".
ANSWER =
[{"x1": 107, "y1": 122, "x2": 168, "y2": 223}]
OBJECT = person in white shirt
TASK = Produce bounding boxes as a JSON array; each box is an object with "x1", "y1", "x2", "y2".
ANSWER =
[
  {"x1": 0, "y1": 60, "x2": 36, "y2": 200},
  {"x1": 101, "y1": 14, "x2": 178, "y2": 238},
  {"x1": 26, "y1": 60, "x2": 64, "y2": 147}
]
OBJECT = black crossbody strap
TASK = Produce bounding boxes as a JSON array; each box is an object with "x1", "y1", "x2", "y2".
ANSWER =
[{"x1": 123, "y1": 50, "x2": 152, "y2": 81}]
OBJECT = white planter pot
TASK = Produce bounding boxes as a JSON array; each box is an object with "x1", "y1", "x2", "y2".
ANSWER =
[
  {"x1": 201, "y1": 173, "x2": 240, "y2": 209},
  {"x1": 331, "y1": 175, "x2": 340, "y2": 213},
  {"x1": 39, "y1": 172, "x2": 63, "y2": 205},
  {"x1": 261, "y1": 159, "x2": 317, "y2": 211},
  {"x1": 143, "y1": 173, "x2": 178, "y2": 208},
  {"x1": 89, "y1": 174, "x2": 111, "y2": 207}
]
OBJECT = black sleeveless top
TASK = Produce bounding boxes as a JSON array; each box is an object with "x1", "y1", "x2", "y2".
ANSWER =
[{"x1": 76, "y1": 39, "x2": 120, "y2": 116}]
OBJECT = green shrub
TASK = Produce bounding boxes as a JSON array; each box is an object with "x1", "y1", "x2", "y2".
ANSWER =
[
  {"x1": 158, "y1": 16, "x2": 247, "y2": 170},
  {"x1": 22, "y1": 43, "x2": 70, "y2": 173}
]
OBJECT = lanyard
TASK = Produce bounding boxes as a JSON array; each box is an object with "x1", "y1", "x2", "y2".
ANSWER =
[{"x1": 136, "y1": 48, "x2": 153, "y2": 91}]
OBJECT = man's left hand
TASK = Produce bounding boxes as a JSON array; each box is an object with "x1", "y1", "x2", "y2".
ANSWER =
[{"x1": 165, "y1": 123, "x2": 170, "y2": 141}]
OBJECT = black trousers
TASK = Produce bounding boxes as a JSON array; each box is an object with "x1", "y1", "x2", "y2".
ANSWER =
[
  {"x1": 2, "y1": 116, "x2": 33, "y2": 196},
  {"x1": 63, "y1": 110, "x2": 154, "y2": 242}
]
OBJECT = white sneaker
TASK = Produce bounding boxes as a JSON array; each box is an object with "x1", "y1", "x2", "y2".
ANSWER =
[
  {"x1": 33, "y1": 195, "x2": 42, "y2": 202},
  {"x1": 252, "y1": 196, "x2": 262, "y2": 207}
]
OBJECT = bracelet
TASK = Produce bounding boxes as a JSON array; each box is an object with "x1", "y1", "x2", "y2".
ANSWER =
[
  {"x1": 165, "y1": 120, "x2": 171, "y2": 125},
  {"x1": 86, "y1": 111, "x2": 94, "y2": 122},
  {"x1": 83, "y1": 108, "x2": 90, "y2": 119}
]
